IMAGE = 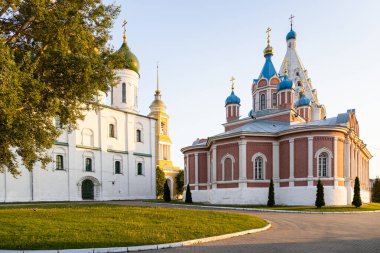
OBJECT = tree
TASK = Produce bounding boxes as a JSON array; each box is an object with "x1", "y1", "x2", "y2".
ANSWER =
[
  {"x1": 372, "y1": 178, "x2": 380, "y2": 203},
  {"x1": 0, "y1": 0, "x2": 120, "y2": 176},
  {"x1": 185, "y1": 184, "x2": 192, "y2": 204},
  {"x1": 156, "y1": 166, "x2": 165, "y2": 198},
  {"x1": 352, "y1": 177, "x2": 362, "y2": 208},
  {"x1": 267, "y1": 178, "x2": 275, "y2": 207},
  {"x1": 315, "y1": 179, "x2": 325, "y2": 208},
  {"x1": 175, "y1": 170, "x2": 184, "y2": 197},
  {"x1": 163, "y1": 180, "x2": 171, "y2": 202}
]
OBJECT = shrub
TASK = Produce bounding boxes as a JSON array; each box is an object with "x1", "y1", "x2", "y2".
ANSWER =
[
  {"x1": 352, "y1": 177, "x2": 362, "y2": 208},
  {"x1": 176, "y1": 170, "x2": 184, "y2": 196},
  {"x1": 372, "y1": 178, "x2": 380, "y2": 203},
  {"x1": 156, "y1": 167, "x2": 166, "y2": 198},
  {"x1": 185, "y1": 184, "x2": 193, "y2": 204},
  {"x1": 315, "y1": 179, "x2": 325, "y2": 208},
  {"x1": 267, "y1": 179, "x2": 275, "y2": 207}
]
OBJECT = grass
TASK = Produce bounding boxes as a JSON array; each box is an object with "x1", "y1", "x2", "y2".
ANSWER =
[
  {"x1": 0, "y1": 203, "x2": 267, "y2": 250},
  {"x1": 147, "y1": 200, "x2": 380, "y2": 212}
]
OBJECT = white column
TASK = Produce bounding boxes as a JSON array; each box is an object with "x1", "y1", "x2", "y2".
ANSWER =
[
  {"x1": 207, "y1": 151, "x2": 210, "y2": 190},
  {"x1": 333, "y1": 137, "x2": 338, "y2": 187},
  {"x1": 212, "y1": 145, "x2": 217, "y2": 189},
  {"x1": 289, "y1": 138, "x2": 295, "y2": 187},
  {"x1": 195, "y1": 153, "x2": 199, "y2": 190},
  {"x1": 186, "y1": 154, "x2": 189, "y2": 186},
  {"x1": 344, "y1": 139, "x2": 351, "y2": 205},
  {"x1": 239, "y1": 140, "x2": 247, "y2": 188},
  {"x1": 267, "y1": 89, "x2": 271, "y2": 109},
  {"x1": 308, "y1": 137, "x2": 313, "y2": 186},
  {"x1": 272, "y1": 142, "x2": 280, "y2": 188}
]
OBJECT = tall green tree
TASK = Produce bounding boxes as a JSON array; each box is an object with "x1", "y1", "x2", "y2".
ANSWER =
[
  {"x1": 175, "y1": 170, "x2": 184, "y2": 196},
  {"x1": 352, "y1": 177, "x2": 362, "y2": 208},
  {"x1": 372, "y1": 178, "x2": 380, "y2": 203},
  {"x1": 0, "y1": 0, "x2": 120, "y2": 176},
  {"x1": 315, "y1": 179, "x2": 325, "y2": 208},
  {"x1": 267, "y1": 178, "x2": 275, "y2": 207},
  {"x1": 156, "y1": 166, "x2": 165, "y2": 198},
  {"x1": 163, "y1": 180, "x2": 171, "y2": 202}
]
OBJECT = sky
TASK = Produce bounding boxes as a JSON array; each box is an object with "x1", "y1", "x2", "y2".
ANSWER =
[{"x1": 104, "y1": 0, "x2": 380, "y2": 178}]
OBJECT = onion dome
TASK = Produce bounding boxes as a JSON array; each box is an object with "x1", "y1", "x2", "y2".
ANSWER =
[
  {"x1": 259, "y1": 27, "x2": 277, "y2": 80},
  {"x1": 286, "y1": 28, "x2": 297, "y2": 41},
  {"x1": 277, "y1": 75, "x2": 294, "y2": 91},
  {"x1": 296, "y1": 94, "x2": 311, "y2": 107},
  {"x1": 225, "y1": 90, "x2": 241, "y2": 106},
  {"x1": 113, "y1": 22, "x2": 139, "y2": 74}
]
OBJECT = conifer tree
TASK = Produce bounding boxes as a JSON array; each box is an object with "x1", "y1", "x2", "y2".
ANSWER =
[
  {"x1": 185, "y1": 184, "x2": 193, "y2": 204},
  {"x1": 156, "y1": 167, "x2": 166, "y2": 198},
  {"x1": 352, "y1": 177, "x2": 362, "y2": 208},
  {"x1": 175, "y1": 170, "x2": 184, "y2": 197},
  {"x1": 372, "y1": 178, "x2": 380, "y2": 203},
  {"x1": 163, "y1": 180, "x2": 171, "y2": 202},
  {"x1": 267, "y1": 178, "x2": 275, "y2": 207},
  {"x1": 315, "y1": 179, "x2": 325, "y2": 208}
]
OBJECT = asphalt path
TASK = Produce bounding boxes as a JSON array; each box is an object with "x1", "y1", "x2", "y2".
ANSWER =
[{"x1": 113, "y1": 201, "x2": 380, "y2": 253}]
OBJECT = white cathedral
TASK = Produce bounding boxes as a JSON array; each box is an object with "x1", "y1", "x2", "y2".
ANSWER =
[{"x1": 0, "y1": 28, "x2": 157, "y2": 202}]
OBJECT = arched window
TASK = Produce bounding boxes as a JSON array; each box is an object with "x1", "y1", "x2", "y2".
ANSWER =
[
  {"x1": 109, "y1": 124, "x2": 115, "y2": 138},
  {"x1": 85, "y1": 158, "x2": 93, "y2": 172},
  {"x1": 255, "y1": 157, "x2": 264, "y2": 180},
  {"x1": 221, "y1": 154, "x2": 235, "y2": 181},
  {"x1": 318, "y1": 152, "x2": 329, "y2": 177},
  {"x1": 136, "y1": 129, "x2": 142, "y2": 142},
  {"x1": 56, "y1": 155, "x2": 64, "y2": 170},
  {"x1": 272, "y1": 93, "x2": 277, "y2": 107},
  {"x1": 260, "y1": 94, "x2": 266, "y2": 110},
  {"x1": 115, "y1": 161, "x2": 121, "y2": 174},
  {"x1": 137, "y1": 162, "x2": 143, "y2": 175},
  {"x1": 122, "y1": 82, "x2": 126, "y2": 103}
]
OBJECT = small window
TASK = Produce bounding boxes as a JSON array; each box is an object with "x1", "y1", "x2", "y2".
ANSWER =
[
  {"x1": 260, "y1": 94, "x2": 266, "y2": 110},
  {"x1": 109, "y1": 124, "x2": 115, "y2": 138},
  {"x1": 297, "y1": 81, "x2": 302, "y2": 87},
  {"x1": 318, "y1": 152, "x2": 328, "y2": 177},
  {"x1": 255, "y1": 157, "x2": 264, "y2": 180},
  {"x1": 296, "y1": 72, "x2": 300, "y2": 77},
  {"x1": 122, "y1": 82, "x2": 126, "y2": 103},
  {"x1": 55, "y1": 116, "x2": 62, "y2": 128},
  {"x1": 115, "y1": 161, "x2": 121, "y2": 174},
  {"x1": 137, "y1": 162, "x2": 143, "y2": 175},
  {"x1": 272, "y1": 93, "x2": 277, "y2": 107},
  {"x1": 56, "y1": 155, "x2": 64, "y2": 170},
  {"x1": 136, "y1": 129, "x2": 142, "y2": 142},
  {"x1": 85, "y1": 158, "x2": 93, "y2": 172}
]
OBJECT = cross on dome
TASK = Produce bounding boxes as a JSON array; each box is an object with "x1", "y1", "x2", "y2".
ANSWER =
[
  {"x1": 230, "y1": 76, "x2": 235, "y2": 90},
  {"x1": 289, "y1": 14, "x2": 295, "y2": 29},
  {"x1": 266, "y1": 27, "x2": 272, "y2": 46},
  {"x1": 122, "y1": 19, "x2": 127, "y2": 43}
]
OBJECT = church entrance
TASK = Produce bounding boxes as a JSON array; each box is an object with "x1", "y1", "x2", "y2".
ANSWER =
[{"x1": 81, "y1": 179, "x2": 94, "y2": 200}]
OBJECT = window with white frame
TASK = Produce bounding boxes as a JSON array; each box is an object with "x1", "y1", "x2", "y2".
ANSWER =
[
  {"x1": 255, "y1": 157, "x2": 264, "y2": 180},
  {"x1": 260, "y1": 94, "x2": 266, "y2": 110},
  {"x1": 122, "y1": 82, "x2": 126, "y2": 103},
  {"x1": 56, "y1": 155, "x2": 64, "y2": 170},
  {"x1": 137, "y1": 162, "x2": 143, "y2": 175},
  {"x1": 109, "y1": 124, "x2": 115, "y2": 138},
  {"x1": 272, "y1": 93, "x2": 277, "y2": 107},
  {"x1": 85, "y1": 158, "x2": 93, "y2": 172},
  {"x1": 318, "y1": 152, "x2": 329, "y2": 177},
  {"x1": 115, "y1": 160, "x2": 121, "y2": 174}
]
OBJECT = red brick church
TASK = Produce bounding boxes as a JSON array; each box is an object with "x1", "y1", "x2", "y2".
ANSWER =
[{"x1": 181, "y1": 24, "x2": 372, "y2": 206}]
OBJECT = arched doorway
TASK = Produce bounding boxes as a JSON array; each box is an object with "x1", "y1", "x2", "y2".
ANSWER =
[
  {"x1": 82, "y1": 179, "x2": 94, "y2": 200},
  {"x1": 165, "y1": 176, "x2": 174, "y2": 199}
]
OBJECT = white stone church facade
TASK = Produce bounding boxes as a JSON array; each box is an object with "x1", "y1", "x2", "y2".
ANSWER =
[{"x1": 0, "y1": 33, "x2": 157, "y2": 202}]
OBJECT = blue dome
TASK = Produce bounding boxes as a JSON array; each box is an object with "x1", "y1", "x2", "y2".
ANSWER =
[
  {"x1": 225, "y1": 91, "x2": 241, "y2": 105},
  {"x1": 277, "y1": 75, "x2": 294, "y2": 91},
  {"x1": 286, "y1": 28, "x2": 297, "y2": 40},
  {"x1": 296, "y1": 95, "x2": 311, "y2": 107}
]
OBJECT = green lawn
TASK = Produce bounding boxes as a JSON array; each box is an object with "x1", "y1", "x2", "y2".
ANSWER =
[
  {"x1": 147, "y1": 200, "x2": 380, "y2": 212},
  {"x1": 0, "y1": 203, "x2": 267, "y2": 250}
]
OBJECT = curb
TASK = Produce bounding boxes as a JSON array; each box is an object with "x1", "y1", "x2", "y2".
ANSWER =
[
  {"x1": 150, "y1": 202, "x2": 380, "y2": 214},
  {"x1": 0, "y1": 224, "x2": 271, "y2": 253}
]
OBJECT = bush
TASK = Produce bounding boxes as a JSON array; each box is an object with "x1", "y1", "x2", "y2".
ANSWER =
[
  {"x1": 163, "y1": 180, "x2": 171, "y2": 202},
  {"x1": 156, "y1": 167, "x2": 166, "y2": 198},
  {"x1": 352, "y1": 177, "x2": 362, "y2": 208},
  {"x1": 176, "y1": 170, "x2": 184, "y2": 195},
  {"x1": 372, "y1": 178, "x2": 380, "y2": 203},
  {"x1": 267, "y1": 179, "x2": 275, "y2": 207},
  {"x1": 185, "y1": 184, "x2": 193, "y2": 204},
  {"x1": 315, "y1": 179, "x2": 325, "y2": 208}
]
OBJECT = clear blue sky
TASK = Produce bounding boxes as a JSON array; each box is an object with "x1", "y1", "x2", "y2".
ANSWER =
[{"x1": 105, "y1": 0, "x2": 380, "y2": 178}]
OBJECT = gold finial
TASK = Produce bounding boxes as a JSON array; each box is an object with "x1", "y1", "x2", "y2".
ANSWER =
[
  {"x1": 266, "y1": 27, "x2": 272, "y2": 46},
  {"x1": 283, "y1": 58, "x2": 289, "y2": 75},
  {"x1": 230, "y1": 76, "x2": 235, "y2": 90},
  {"x1": 289, "y1": 14, "x2": 295, "y2": 29},
  {"x1": 122, "y1": 19, "x2": 127, "y2": 43}
]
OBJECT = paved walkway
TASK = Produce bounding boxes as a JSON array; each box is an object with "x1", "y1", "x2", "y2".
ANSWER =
[{"x1": 113, "y1": 201, "x2": 380, "y2": 253}]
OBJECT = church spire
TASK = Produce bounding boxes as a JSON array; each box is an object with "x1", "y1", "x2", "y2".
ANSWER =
[
  {"x1": 155, "y1": 62, "x2": 161, "y2": 100},
  {"x1": 264, "y1": 27, "x2": 274, "y2": 56}
]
